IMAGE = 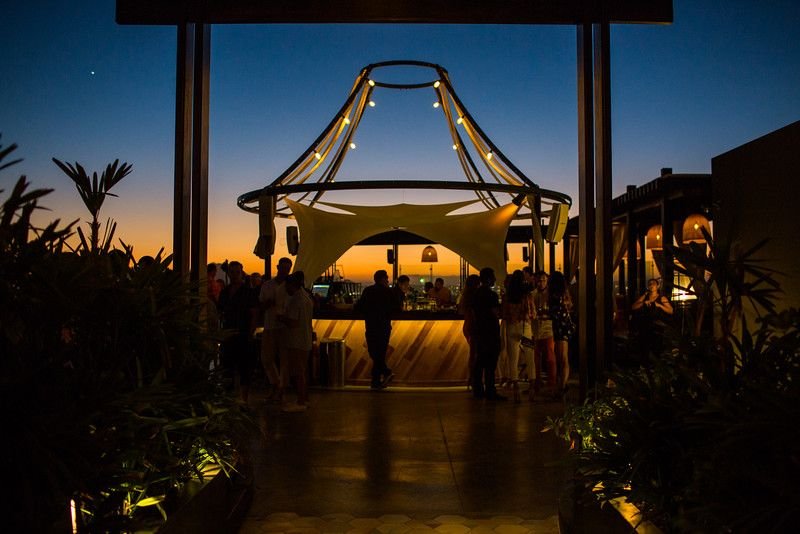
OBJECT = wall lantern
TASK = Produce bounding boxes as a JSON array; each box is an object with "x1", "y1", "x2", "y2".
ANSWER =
[
  {"x1": 682, "y1": 213, "x2": 711, "y2": 244},
  {"x1": 645, "y1": 224, "x2": 663, "y2": 250}
]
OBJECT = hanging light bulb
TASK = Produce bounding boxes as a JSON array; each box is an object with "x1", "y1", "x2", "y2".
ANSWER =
[
  {"x1": 369, "y1": 100, "x2": 376, "y2": 107},
  {"x1": 456, "y1": 117, "x2": 463, "y2": 125},
  {"x1": 343, "y1": 116, "x2": 351, "y2": 125},
  {"x1": 452, "y1": 144, "x2": 458, "y2": 150},
  {"x1": 368, "y1": 79, "x2": 375, "y2": 87},
  {"x1": 486, "y1": 151, "x2": 494, "y2": 161},
  {"x1": 433, "y1": 102, "x2": 440, "y2": 108},
  {"x1": 349, "y1": 142, "x2": 356, "y2": 149},
  {"x1": 433, "y1": 80, "x2": 441, "y2": 88},
  {"x1": 314, "y1": 151, "x2": 322, "y2": 160}
]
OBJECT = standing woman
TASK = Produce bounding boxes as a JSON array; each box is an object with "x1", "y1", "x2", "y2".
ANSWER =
[
  {"x1": 458, "y1": 274, "x2": 482, "y2": 390},
  {"x1": 632, "y1": 278, "x2": 674, "y2": 357},
  {"x1": 548, "y1": 271, "x2": 574, "y2": 399},
  {"x1": 501, "y1": 270, "x2": 532, "y2": 402}
]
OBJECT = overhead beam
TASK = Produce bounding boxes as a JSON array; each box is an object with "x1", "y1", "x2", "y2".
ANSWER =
[{"x1": 117, "y1": 0, "x2": 672, "y2": 25}]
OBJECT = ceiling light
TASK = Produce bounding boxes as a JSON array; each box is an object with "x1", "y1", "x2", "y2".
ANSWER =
[
  {"x1": 452, "y1": 144, "x2": 458, "y2": 150},
  {"x1": 456, "y1": 117, "x2": 463, "y2": 124},
  {"x1": 343, "y1": 116, "x2": 350, "y2": 125}
]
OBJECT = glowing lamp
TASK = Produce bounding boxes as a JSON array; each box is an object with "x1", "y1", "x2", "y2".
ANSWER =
[
  {"x1": 314, "y1": 151, "x2": 322, "y2": 160},
  {"x1": 421, "y1": 245, "x2": 438, "y2": 281},
  {"x1": 368, "y1": 79, "x2": 375, "y2": 87},
  {"x1": 368, "y1": 100, "x2": 376, "y2": 107},
  {"x1": 433, "y1": 102, "x2": 440, "y2": 108},
  {"x1": 433, "y1": 80, "x2": 441, "y2": 88},
  {"x1": 343, "y1": 116, "x2": 350, "y2": 125},
  {"x1": 486, "y1": 151, "x2": 493, "y2": 161},
  {"x1": 645, "y1": 224, "x2": 662, "y2": 250},
  {"x1": 682, "y1": 213, "x2": 711, "y2": 244},
  {"x1": 456, "y1": 117, "x2": 463, "y2": 124},
  {"x1": 349, "y1": 142, "x2": 356, "y2": 149},
  {"x1": 452, "y1": 144, "x2": 458, "y2": 150}
]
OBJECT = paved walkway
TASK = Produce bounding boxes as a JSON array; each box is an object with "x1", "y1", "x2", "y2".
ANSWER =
[{"x1": 239, "y1": 386, "x2": 574, "y2": 533}]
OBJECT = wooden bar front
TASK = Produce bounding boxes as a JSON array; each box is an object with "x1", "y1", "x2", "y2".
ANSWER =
[{"x1": 314, "y1": 311, "x2": 469, "y2": 387}]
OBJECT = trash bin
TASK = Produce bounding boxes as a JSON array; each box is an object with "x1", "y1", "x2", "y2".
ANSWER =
[{"x1": 319, "y1": 338, "x2": 346, "y2": 388}]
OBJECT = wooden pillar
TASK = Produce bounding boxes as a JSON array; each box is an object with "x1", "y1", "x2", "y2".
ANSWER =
[
  {"x1": 189, "y1": 24, "x2": 210, "y2": 292},
  {"x1": 626, "y1": 215, "x2": 639, "y2": 311},
  {"x1": 593, "y1": 21, "x2": 613, "y2": 380},
  {"x1": 173, "y1": 23, "x2": 193, "y2": 278},
  {"x1": 638, "y1": 233, "x2": 646, "y2": 291},
  {"x1": 576, "y1": 23, "x2": 596, "y2": 400},
  {"x1": 660, "y1": 198, "x2": 674, "y2": 297},
  {"x1": 562, "y1": 234, "x2": 572, "y2": 282}
]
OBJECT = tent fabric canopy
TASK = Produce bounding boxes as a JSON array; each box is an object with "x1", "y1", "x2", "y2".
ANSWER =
[{"x1": 287, "y1": 198, "x2": 520, "y2": 282}]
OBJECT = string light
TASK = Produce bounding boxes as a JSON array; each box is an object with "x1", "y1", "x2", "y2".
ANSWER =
[
  {"x1": 349, "y1": 142, "x2": 356, "y2": 149},
  {"x1": 452, "y1": 144, "x2": 458, "y2": 150},
  {"x1": 456, "y1": 117, "x2": 463, "y2": 125},
  {"x1": 433, "y1": 102, "x2": 440, "y2": 108},
  {"x1": 314, "y1": 151, "x2": 322, "y2": 160},
  {"x1": 369, "y1": 100, "x2": 376, "y2": 107},
  {"x1": 433, "y1": 80, "x2": 441, "y2": 88},
  {"x1": 486, "y1": 151, "x2": 493, "y2": 161},
  {"x1": 368, "y1": 79, "x2": 375, "y2": 87},
  {"x1": 343, "y1": 116, "x2": 351, "y2": 125}
]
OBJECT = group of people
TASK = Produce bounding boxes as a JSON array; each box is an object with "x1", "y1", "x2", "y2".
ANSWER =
[
  {"x1": 209, "y1": 257, "x2": 314, "y2": 412},
  {"x1": 354, "y1": 266, "x2": 575, "y2": 402},
  {"x1": 458, "y1": 267, "x2": 574, "y2": 402}
]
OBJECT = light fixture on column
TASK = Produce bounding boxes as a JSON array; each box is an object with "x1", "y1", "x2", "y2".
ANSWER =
[
  {"x1": 645, "y1": 224, "x2": 662, "y2": 250},
  {"x1": 421, "y1": 245, "x2": 438, "y2": 282},
  {"x1": 682, "y1": 213, "x2": 711, "y2": 244}
]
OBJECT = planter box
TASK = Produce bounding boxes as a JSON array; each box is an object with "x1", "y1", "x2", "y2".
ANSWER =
[{"x1": 156, "y1": 461, "x2": 252, "y2": 534}]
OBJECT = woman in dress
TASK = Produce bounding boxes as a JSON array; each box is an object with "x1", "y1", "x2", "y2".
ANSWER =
[
  {"x1": 501, "y1": 270, "x2": 533, "y2": 402},
  {"x1": 548, "y1": 271, "x2": 574, "y2": 399}
]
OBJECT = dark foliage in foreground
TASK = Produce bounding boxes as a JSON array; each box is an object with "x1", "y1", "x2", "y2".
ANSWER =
[{"x1": 1, "y1": 138, "x2": 250, "y2": 532}]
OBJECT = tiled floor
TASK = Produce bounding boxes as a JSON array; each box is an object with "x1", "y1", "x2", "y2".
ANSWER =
[{"x1": 239, "y1": 386, "x2": 573, "y2": 533}]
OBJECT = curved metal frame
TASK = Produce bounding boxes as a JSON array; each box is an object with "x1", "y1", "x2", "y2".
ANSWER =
[{"x1": 237, "y1": 60, "x2": 572, "y2": 218}]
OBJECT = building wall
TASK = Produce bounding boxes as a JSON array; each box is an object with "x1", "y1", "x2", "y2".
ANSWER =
[{"x1": 712, "y1": 120, "x2": 800, "y2": 310}]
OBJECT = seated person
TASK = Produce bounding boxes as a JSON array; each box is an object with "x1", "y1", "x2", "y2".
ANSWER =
[
  {"x1": 431, "y1": 278, "x2": 453, "y2": 307},
  {"x1": 424, "y1": 281, "x2": 434, "y2": 298},
  {"x1": 392, "y1": 275, "x2": 411, "y2": 309}
]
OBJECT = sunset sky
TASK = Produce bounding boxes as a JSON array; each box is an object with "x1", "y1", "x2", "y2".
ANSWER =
[{"x1": 2, "y1": 1, "x2": 799, "y2": 284}]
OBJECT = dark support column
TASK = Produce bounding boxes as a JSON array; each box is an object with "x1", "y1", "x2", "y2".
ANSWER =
[
  {"x1": 562, "y1": 235, "x2": 572, "y2": 282},
  {"x1": 190, "y1": 24, "x2": 210, "y2": 292},
  {"x1": 627, "y1": 216, "x2": 639, "y2": 311},
  {"x1": 638, "y1": 233, "x2": 646, "y2": 290},
  {"x1": 577, "y1": 23, "x2": 596, "y2": 400},
  {"x1": 392, "y1": 242, "x2": 399, "y2": 283},
  {"x1": 660, "y1": 199, "x2": 674, "y2": 297},
  {"x1": 173, "y1": 23, "x2": 193, "y2": 278},
  {"x1": 549, "y1": 242, "x2": 557, "y2": 274},
  {"x1": 593, "y1": 21, "x2": 613, "y2": 379}
]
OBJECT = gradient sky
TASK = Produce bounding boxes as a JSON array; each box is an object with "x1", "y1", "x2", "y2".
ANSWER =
[{"x1": 2, "y1": 1, "x2": 799, "y2": 283}]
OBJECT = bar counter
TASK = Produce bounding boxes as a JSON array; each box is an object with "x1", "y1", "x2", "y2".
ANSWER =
[{"x1": 313, "y1": 307, "x2": 470, "y2": 387}]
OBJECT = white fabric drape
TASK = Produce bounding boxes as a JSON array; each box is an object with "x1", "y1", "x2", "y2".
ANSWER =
[{"x1": 287, "y1": 199, "x2": 521, "y2": 282}]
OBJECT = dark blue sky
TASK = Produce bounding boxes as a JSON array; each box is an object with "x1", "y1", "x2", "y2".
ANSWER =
[{"x1": 1, "y1": 0, "x2": 799, "y2": 265}]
